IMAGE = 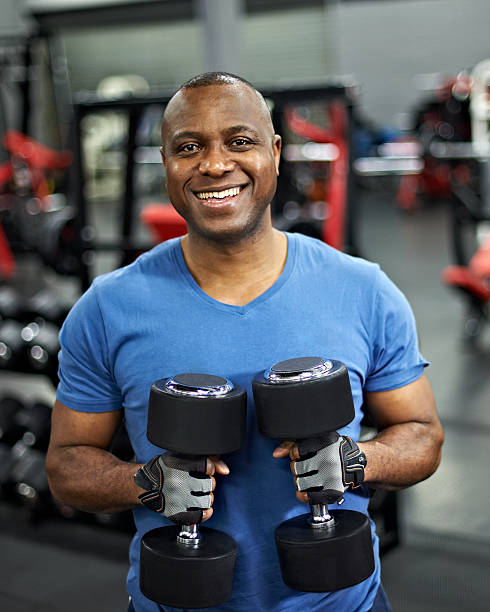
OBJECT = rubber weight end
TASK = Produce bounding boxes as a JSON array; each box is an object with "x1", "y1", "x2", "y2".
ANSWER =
[
  {"x1": 147, "y1": 373, "x2": 247, "y2": 454},
  {"x1": 275, "y1": 509, "x2": 375, "y2": 592},
  {"x1": 140, "y1": 526, "x2": 238, "y2": 608},
  {"x1": 252, "y1": 358, "x2": 354, "y2": 439}
]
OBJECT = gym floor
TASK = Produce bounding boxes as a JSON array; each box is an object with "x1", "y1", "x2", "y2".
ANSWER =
[{"x1": 0, "y1": 182, "x2": 489, "y2": 611}]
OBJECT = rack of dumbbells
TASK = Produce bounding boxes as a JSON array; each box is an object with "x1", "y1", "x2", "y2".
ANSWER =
[
  {"x1": 0, "y1": 282, "x2": 137, "y2": 528},
  {"x1": 0, "y1": 283, "x2": 65, "y2": 519},
  {"x1": 0, "y1": 36, "x2": 136, "y2": 533}
]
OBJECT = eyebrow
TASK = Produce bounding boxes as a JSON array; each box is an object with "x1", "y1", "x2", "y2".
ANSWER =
[
  {"x1": 171, "y1": 125, "x2": 261, "y2": 143},
  {"x1": 171, "y1": 130, "x2": 202, "y2": 143},
  {"x1": 223, "y1": 125, "x2": 261, "y2": 138}
]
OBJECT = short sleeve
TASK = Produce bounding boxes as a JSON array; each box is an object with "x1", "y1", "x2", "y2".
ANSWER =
[
  {"x1": 365, "y1": 269, "x2": 429, "y2": 392},
  {"x1": 56, "y1": 284, "x2": 122, "y2": 412}
]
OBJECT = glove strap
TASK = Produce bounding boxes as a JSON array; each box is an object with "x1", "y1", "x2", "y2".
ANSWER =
[
  {"x1": 135, "y1": 457, "x2": 166, "y2": 513},
  {"x1": 340, "y1": 436, "x2": 367, "y2": 489}
]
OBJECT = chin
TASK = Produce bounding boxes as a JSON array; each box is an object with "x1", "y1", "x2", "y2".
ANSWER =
[
  {"x1": 188, "y1": 208, "x2": 271, "y2": 245},
  {"x1": 190, "y1": 220, "x2": 266, "y2": 245}
]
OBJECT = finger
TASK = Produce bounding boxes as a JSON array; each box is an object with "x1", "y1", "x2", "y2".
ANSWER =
[
  {"x1": 205, "y1": 458, "x2": 216, "y2": 476},
  {"x1": 202, "y1": 507, "x2": 214, "y2": 522},
  {"x1": 289, "y1": 445, "x2": 301, "y2": 461},
  {"x1": 295, "y1": 474, "x2": 319, "y2": 491},
  {"x1": 190, "y1": 474, "x2": 213, "y2": 495},
  {"x1": 296, "y1": 490, "x2": 309, "y2": 504},
  {"x1": 273, "y1": 440, "x2": 295, "y2": 458},
  {"x1": 210, "y1": 476, "x2": 216, "y2": 491},
  {"x1": 292, "y1": 455, "x2": 315, "y2": 474},
  {"x1": 209, "y1": 491, "x2": 214, "y2": 506},
  {"x1": 208, "y1": 455, "x2": 230, "y2": 475}
]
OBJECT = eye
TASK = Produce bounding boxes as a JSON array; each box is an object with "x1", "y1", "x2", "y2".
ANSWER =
[
  {"x1": 231, "y1": 137, "x2": 252, "y2": 148},
  {"x1": 178, "y1": 143, "x2": 199, "y2": 153}
]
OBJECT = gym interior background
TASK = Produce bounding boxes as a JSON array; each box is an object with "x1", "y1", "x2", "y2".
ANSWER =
[{"x1": 0, "y1": 0, "x2": 489, "y2": 610}]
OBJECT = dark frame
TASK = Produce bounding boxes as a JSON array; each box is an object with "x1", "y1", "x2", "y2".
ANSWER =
[{"x1": 70, "y1": 82, "x2": 359, "y2": 289}]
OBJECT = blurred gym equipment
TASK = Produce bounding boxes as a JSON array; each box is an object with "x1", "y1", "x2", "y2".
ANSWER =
[{"x1": 441, "y1": 59, "x2": 490, "y2": 339}]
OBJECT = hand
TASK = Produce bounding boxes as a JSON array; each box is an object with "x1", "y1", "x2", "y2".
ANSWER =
[
  {"x1": 135, "y1": 452, "x2": 229, "y2": 523},
  {"x1": 273, "y1": 433, "x2": 366, "y2": 505}
]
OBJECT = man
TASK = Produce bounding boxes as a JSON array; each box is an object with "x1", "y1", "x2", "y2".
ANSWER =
[{"x1": 46, "y1": 72, "x2": 444, "y2": 612}]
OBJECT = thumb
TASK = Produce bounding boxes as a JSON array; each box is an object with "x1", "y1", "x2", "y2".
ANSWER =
[
  {"x1": 208, "y1": 454, "x2": 230, "y2": 475},
  {"x1": 273, "y1": 440, "x2": 295, "y2": 458}
]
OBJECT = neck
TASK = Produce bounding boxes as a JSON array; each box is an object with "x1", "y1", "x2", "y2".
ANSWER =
[{"x1": 180, "y1": 226, "x2": 288, "y2": 306}]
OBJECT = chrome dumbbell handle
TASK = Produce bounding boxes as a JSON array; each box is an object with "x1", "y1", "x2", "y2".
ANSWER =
[
  {"x1": 309, "y1": 503, "x2": 334, "y2": 528},
  {"x1": 177, "y1": 523, "x2": 200, "y2": 546}
]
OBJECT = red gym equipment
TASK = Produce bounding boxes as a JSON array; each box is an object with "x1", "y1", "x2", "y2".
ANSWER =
[
  {"x1": 442, "y1": 233, "x2": 490, "y2": 337},
  {"x1": 284, "y1": 102, "x2": 349, "y2": 251},
  {"x1": 140, "y1": 203, "x2": 186, "y2": 243},
  {"x1": 440, "y1": 59, "x2": 490, "y2": 337},
  {"x1": 140, "y1": 100, "x2": 351, "y2": 253},
  {"x1": 0, "y1": 130, "x2": 72, "y2": 279}
]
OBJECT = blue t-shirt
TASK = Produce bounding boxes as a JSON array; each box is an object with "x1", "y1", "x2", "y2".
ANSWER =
[{"x1": 57, "y1": 232, "x2": 428, "y2": 612}]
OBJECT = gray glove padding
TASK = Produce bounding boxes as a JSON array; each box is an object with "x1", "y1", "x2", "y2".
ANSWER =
[
  {"x1": 135, "y1": 453, "x2": 212, "y2": 524},
  {"x1": 293, "y1": 432, "x2": 366, "y2": 505}
]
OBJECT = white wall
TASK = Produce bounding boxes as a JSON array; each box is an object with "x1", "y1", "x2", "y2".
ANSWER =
[
  {"x1": 4, "y1": 0, "x2": 490, "y2": 129},
  {"x1": 330, "y1": 0, "x2": 490, "y2": 125},
  {"x1": 0, "y1": 0, "x2": 30, "y2": 36}
]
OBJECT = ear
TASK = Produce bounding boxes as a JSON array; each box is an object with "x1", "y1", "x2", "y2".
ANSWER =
[
  {"x1": 160, "y1": 146, "x2": 167, "y2": 168},
  {"x1": 273, "y1": 135, "x2": 282, "y2": 175}
]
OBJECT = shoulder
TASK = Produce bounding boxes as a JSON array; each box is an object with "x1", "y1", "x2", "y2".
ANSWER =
[{"x1": 288, "y1": 232, "x2": 381, "y2": 287}]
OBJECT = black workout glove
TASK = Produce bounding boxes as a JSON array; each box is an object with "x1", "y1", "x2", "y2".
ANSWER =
[
  {"x1": 292, "y1": 433, "x2": 367, "y2": 505},
  {"x1": 134, "y1": 453, "x2": 213, "y2": 524}
]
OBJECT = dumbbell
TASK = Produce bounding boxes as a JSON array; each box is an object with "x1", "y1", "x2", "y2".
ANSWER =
[
  {"x1": 0, "y1": 396, "x2": 53, "y2": 512},
  {"x1": 21, "y1": 319, "x2": 60, "y2": 379},
  {"x1": 0, "y1": 395, "x2": 25, "y2": 445},
  {"x1": 0, "y1": 286, "x2": 25, "y2": 320},
  {"x1": 252, "y1": 357, "x2": 375, "y2": 592},
  {"x1": 27, "y1": 289, "x2": 71, "y2": 327},
  {"x1": 10, "y1": 439, "x2": 51, "y2": 509},
  {"x1": 0, "y1": 442, "x2": 17, "y2": 498},
  {"x1": 0, "y1": 319, "x2": 25, "y2": 370},
  {"x1": 140, "y1": 373, "x2": 247, "y2": 608},
  {"x1": 13, "y1": 400, "x2": 52, "y2": 451}
]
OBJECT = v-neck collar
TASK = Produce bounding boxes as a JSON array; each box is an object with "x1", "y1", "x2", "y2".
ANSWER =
[{"x1": 171, "y1": 232, "x2": 297, "y2": 316}]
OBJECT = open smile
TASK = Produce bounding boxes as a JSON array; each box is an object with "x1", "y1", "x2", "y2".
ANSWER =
[{"x1": 192, "y1": 185, "x2": 247, "y2": 206}]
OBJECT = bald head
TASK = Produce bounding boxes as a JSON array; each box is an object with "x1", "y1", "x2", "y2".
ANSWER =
[{"x1": 161, "y1": 72, "x2": 274, "y2": 150}]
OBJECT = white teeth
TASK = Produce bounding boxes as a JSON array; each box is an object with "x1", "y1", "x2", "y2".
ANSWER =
[{"x1": 196, "y1": 186, "x2": 241, "y2": 200}]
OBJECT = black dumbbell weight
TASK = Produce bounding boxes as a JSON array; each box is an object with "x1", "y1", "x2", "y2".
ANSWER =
[
  {"x1": 252, "y1": 357, "x2": 374, "y2": 592},
  {"x1": 0, "y1": 395, "x2": 25, "y2": 445},
  {"x1": 13, "y1": 400, "x2": 52, "y2": 451},
  {"x1": 0, "y1": 442, "x2": 17, "y2": 499},
  {"x1": 140, "y1": 373, "x2": 247, "y2": 609},
  {"x1": 0, "y1": 286, "x2": 25, "y2": 320},
  {"x1": 27, "y1": 289, "x2": 71, "y2": 327},
  {"x1": 0, "y1": 319, "x2": 25, "y2": 370},
  {"x1": 21, "y1": 319, "x2": 60, "y2": 381},
  {"x1": 10, "y1": 439, "x2": 52, "y2": 512}
]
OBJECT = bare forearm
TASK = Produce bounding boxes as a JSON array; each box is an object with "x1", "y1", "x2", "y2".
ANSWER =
[
  {"x1": 358, "y1": 421, "x2": 443, "y2": 490},
  {"x1": 46, "y1": 445, "x2": 144, "y2": 513}
]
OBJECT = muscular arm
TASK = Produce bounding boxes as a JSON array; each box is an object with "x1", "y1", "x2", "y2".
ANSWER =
[
  {"x1": 274, "y1": 374, "x2": 444, "y2": 498},
  {"x1": 358, "y1": 373, "x2": 444, "y2": 490},
  {"x1": 46, "y1": 400, "x2": 225, "y2": 516},
  {"x1": 45, "y1": 400, "x2": 144, "y2": 514}
]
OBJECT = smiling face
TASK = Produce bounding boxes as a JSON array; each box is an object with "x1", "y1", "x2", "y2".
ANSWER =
[{"x1": 161, "y1": 82, "x2": 281, "y2": 245}]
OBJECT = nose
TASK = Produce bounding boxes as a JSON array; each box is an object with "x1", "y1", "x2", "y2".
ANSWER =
[{"x1": 198, "y1": 145, "x2": 235, "y2": 177}]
